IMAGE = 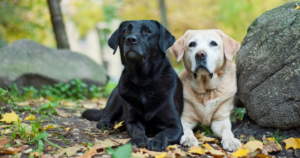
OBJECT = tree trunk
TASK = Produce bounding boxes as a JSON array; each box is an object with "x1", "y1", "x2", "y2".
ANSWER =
[
  {"x1": 159, "y1": 0, "x2": 168, "y2": 29},
  {"x1": 47, "y1": 0, "x2": 70, "y2": 49}
]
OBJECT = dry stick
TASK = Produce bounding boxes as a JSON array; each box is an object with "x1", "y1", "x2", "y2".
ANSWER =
[{"x1": 97, "y1": 132, "x2": 122, "y2": 146}]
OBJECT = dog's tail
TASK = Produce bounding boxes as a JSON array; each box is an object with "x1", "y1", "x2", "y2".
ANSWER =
[{"x1": 81, "y1": 109, "x2": 103, "y2": 121}]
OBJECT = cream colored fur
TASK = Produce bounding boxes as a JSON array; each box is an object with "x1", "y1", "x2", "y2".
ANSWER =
[{"x1": 170, "y1": 30, "x2": 241, "y2": 151}]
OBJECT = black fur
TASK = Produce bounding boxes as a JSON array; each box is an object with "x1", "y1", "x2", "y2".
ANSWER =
[{"x1": 82, "y1": 20, "x2": 183, "y2": 151}]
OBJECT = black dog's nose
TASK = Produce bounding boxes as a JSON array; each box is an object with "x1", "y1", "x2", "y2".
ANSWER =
[
  {"x1": 195, "y1": 51, "x2": 206, "y2": 60},
  {"x1": 126, "y1": 36, "x2": 138, "y2": 45}
]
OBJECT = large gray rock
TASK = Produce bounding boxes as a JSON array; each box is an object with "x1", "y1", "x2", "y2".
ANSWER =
[
  {"x1": 0, "y1": 39, "x2": 108, "y2": 89},
  {"x1": 236, "y1": 2, "x2": 300, "y2": 129}
]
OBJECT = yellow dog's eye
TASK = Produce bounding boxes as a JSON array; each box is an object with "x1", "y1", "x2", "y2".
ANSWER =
[
  {"x1": 189, "y1": 42, "x2": 196, "y2": 47},
  {"x1": 145, "y1": 30, "x2": 151, "y2": 34},
  {"x1": 123, "y1": 29, "x2": 128, "y2": 34},
  {"x1": 211, "y1": 41, "x2": 218, "y2": 46}
]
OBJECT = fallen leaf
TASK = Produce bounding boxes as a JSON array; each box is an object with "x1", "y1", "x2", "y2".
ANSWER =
[
  {"x1": 0, "y1": 110, "x2": 19, "y2": 123},
  {"x1": 249, "y1": 136, "x2": 256, "y2": 141},
  {"x1": 0, "y1": 138, "x2": 19, "y2": 155},
  {"x1": 83, "y1": 103, "x2": 97, "y2": 109},
  {"x1": 78, "y1": 147, "x2": 97, "y2": 158},
  {"x1": 155, "y1": 152, "x2": 166, "y2": 158},
  {"x1": 55, "y1": 108, "x2": 71, "y2": 117},
  {"x1": 25, "y1": 114, "x2": 35, "y2": 121},
  {"x1": 63, "y1": 102, "x2": 76, "y2": 106},
  {"x1": 198, "y1": 136, "x2": 219, "y2": 143},
  {"x1": 203, "y1": 143, "x2": 214, "y2": 150},
  {"x1": 44, "y1": 124, "x2": 57, "y2": 130},
  {"x1": 173, "y1": 148, "x2": 185, "y2": 156},
  {"x1": 93, "y1": 139, "x2": 119, "y2": 151},
  {"x1": 267, "y1": 137, "x2": 282, "y2": 149},
  {"x1": 205, "y1": 149, "x2": 225, "y2": 157},
  {"x1": 131, "y1": 151, "x2": 149, "y2": 158},
  {"x1": 232, "y1": 147, "x2": 250, "y2": 157},
  {"x1": 114, "y1": 121, "x2": 124, "y2": 130},
  {"x1": 140, "y1": 148, "x2": 166, "y2": 156},
  {"x1": 283, "y1": 137, "x2": 300, "y2": 150},
  {"x1": 29, "y1": 151, "x2": 43, "y2": 157},
  {"x1": 16, "y1": 101, "x2": 30, "y2": 106},
  {"x1": 194, "y1": 131, "x2": 205, "y2": 139},
  {"x1": 295, "y1": 3, "x2": 300, "y2": 10},
  {"x1": 114, "y1": 138, "x2": 130, "y2": 144},
  {"x1": 164, "y1": 150, "x2": 175, "y2": 158},
  {"x1": 41, "y1": 155, "x2": 55, "y2": 158},
  {"x1": 166, "y1": 144, "x2": 178, "y2": 150},
  {"x1": 57, "y1": 145, "x2": 86, "y2": 157},
  {"x1": 244, "y1": 140, "x2": 263, "y2": 152},
  {"x1": 256, "y1": 154, "x2": 272, "y2": 158},
  {"x1": 262, "y1": 140, "x2": 281, "y2": 155},
  {"x1": 188, "y1": 146, "x2": 205, "y2": 155}
]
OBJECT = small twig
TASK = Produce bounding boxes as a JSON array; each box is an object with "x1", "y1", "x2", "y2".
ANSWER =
[
  {"x1": 232, "y1": 124, "x2": 242, "y2": 134},
  {"x1": 98, "y1": 132, "x2": 122, "y2": 146}
]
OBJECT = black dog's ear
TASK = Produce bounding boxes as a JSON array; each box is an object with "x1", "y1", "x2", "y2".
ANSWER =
[
  {"x1": 108, "y1": 28, "x2": 120, "y2": 55},
  {"x1": 155, "y1": 21, "x2": 175, "y2": 53}
]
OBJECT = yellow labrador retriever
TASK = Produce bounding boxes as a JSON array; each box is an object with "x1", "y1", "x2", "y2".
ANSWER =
[{"x1": 170, "y1": 30, "x2": 241, "y2": 151}]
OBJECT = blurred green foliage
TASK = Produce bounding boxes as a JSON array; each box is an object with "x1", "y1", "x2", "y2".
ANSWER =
[
  {"x1": 6, "y1": 78, "x2": 111, "y2": 101},
  {"x1": 0, "y1": 0, "x2": 55, "y2": 48}
]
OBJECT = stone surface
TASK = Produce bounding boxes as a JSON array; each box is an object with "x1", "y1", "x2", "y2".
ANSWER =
[
  {"x1": 0, "y1": 39, "x2": 108, "y2": 89},
  {"x1": 236, "y1": 2, "x2": 300, "y2": 129}
]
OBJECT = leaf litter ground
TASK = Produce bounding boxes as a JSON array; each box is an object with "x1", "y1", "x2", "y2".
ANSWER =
[{"x1": 1, "y1": 100, "x2": 300, "y2": 158}]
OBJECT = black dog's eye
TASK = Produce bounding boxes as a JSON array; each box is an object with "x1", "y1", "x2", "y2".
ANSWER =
[
  {"x1": 145, "y1": 30, "x2": 151, "y2": 34},
  {"x1": 189, "y1": 42, "x2": 196, "y2": 47},
  {"x1": 211, "y1": 41, "x2": 218, "y2": 46},
  {"x1": 123, "y1": 29, "x2": 129, "y2": 34}
]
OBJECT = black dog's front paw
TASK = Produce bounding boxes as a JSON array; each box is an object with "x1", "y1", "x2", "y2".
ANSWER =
[
  {"x1": 96, "y1": 121, "x2": 114, "y2": 130},
  {"x1": 147, "y1": 137, "x2": 168, "y2": 151},
  {"x1": 131, "y1": 135, "x2": 149, "y2": 148}
]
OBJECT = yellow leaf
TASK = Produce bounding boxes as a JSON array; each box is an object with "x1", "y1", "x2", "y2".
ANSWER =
[
  {"x1": 203, "y1": 143, "x2": 214, "y2": 150},
  {"x1": 283, "y1": 137, "x2": 300, "y2": 150},
  {"x1": 244, "y1": 140, "x2": 263, "y2": 152},
  {"x1": 188, "y1": 146, "x2": 205, "y2": 155},
  {"x1": 65, "y1": 127, "x2": 70, "y2": 131},
  {"x1": 63, "y1": 102, "x2": 76, "y2": 106},
  {"x1": 114, "y1": 121, "x2": 124, "y2": 130},
  {"x1": 0, "y1": 110, "x2": 19, "y2": 123},
  {"x1": 295, "y1": 3, "x2": 300, "y2": 10},
  {"x1": 232, "y1": 147, "x2": 250, "y2": 157},
  {"x1": 198, "y1": 136, "x2": 219, "y2": 143},
  {"x1": 205, "y1": 149, "x2": 225, "y2": 157},
  {"x1": 155, "y1": 152, "x2": 166, "y2": 158},
  {"x1": 166, "y1": 144, "x2": 178, "y2": 150},
  {"x1": 25, "y1": 114, "x2": 35, "y2": 121}
]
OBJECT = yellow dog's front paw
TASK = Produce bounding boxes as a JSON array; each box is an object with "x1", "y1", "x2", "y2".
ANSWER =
[
  {"x1": 180, "y1": 134, "x2": 198, "y2": 147},
  {"x1": 222, "y1": 137, "x2": 241, "y2": 151}
]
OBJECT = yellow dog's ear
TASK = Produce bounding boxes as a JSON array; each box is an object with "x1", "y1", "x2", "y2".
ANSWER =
[
  {"x1": 216, "y1": 30, "x2": 240, "y2": 62},
  {"x1": 169, "y1": 35, "x2": 185, "y2": 63}
]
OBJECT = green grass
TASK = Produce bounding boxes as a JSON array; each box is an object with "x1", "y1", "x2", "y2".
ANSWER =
[
  {"x1": 198, "y1": 124, "x2": 213, "y2": 136},
  {"x1": 273, "y1": 129, "x2": 288, "y2": 143}
]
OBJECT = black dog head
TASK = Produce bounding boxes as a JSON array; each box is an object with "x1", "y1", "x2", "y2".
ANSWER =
[{"x1": 108, "y1": 20, "x2": 175, "y2": 65}]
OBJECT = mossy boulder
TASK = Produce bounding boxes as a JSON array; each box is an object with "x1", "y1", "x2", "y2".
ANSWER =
[
  {"x1": 236, "y1": 2, "x2": 300, "y2": 129},
  {"x1": 0, "y1": 39, "x2": 108, "y2": 89}
]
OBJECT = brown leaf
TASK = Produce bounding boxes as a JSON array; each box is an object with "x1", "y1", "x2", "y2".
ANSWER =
[
  {"x1": 93, "y1": 139, "x2": 119, "y2": 151},
  {"x1": 140, "y1": 148, "x2": 166, "y2": 156},
  {"x1": 29, "y1": 151, "x2": 43, "y2": 157},
  {"x1": 198, "y1": 136, "x2": 219, "y2": 143},
  {"x1": 57, "y1": 144, "x2": 86, "y2": 157},
  {"x1": 114, "y1": 138, "x2": 130, "y2": 145},
  {"x1": 78, "y1": 148, "x2": 97, "y2": 158},
  {"x1": 262, "y1": 140, "x2": 281, "y2": 155},
  {"x1": 131, "y1": 151, "x2": 149, "y2": 158},
  {"x1": 173, "y1": 148, "x2": 186, "y2": 156},
  {"x1": 165, "y1": 150, "x2": 176, "y2": 158}
]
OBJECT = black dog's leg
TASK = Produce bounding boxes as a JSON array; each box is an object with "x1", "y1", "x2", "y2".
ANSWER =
[
  {"x1": 123, "y1": 101, "x2": 149, "y2": 148},
  {"x1": 148, "y1": 120, "x2": 183, "y2": 151},
  {"x1": 96, "y1": 87, "x2": 124, "y2": 129}
]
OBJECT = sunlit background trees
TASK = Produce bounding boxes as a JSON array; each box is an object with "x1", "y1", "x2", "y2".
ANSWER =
[{"x1": 0, "y1": 0, "x2": 292, "y2": 81}]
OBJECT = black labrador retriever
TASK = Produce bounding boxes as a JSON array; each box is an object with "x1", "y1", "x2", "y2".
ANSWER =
[{"x1": 82, "y1": 20, "x2": 183, "y2": 151}]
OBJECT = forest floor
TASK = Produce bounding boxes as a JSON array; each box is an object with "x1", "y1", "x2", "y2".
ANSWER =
[{"x1": 1, "y1": 98, "x2": 300, "y2": 158}]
